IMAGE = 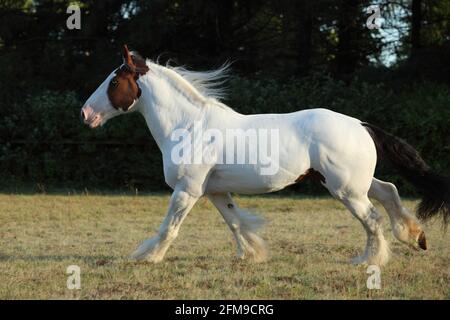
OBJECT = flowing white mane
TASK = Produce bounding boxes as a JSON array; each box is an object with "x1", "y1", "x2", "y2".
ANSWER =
[
  {"x1": 132, "y1": 52, "x2": 231, "y2": 107},
  {"x1": 169, "y1": 64, "x2": 231, "y2": 101}
]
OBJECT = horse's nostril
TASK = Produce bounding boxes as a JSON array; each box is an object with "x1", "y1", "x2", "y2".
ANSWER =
[{"x1": 80, "y1": 110, "x2": 85, "y2": 122}]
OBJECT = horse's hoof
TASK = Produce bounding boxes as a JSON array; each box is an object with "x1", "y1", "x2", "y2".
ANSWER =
[
  {"x1": 418, "y1": 231, "x2": 427, "y2": 250},
  {"x1": 129, "y1": 252, "x2": 147, "y2": 261},
  {"x1": 129, "y1": 253, "x2": 162, "y2": 263},
  {"x1": 350, "y1": 255, "x2": 368, "y2": 265},
  {"x1": 129, "y1": 247, "x2": 151, "y2": 261}
]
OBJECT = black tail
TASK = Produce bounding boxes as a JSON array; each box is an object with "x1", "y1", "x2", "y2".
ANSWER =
[{"x1": 362, "y1": 122, "x2": 450, "y2": 226}]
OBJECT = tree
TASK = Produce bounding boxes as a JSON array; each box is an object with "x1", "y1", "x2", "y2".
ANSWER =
[{"x1": 411, "y1": 0, "x2": 422, "y2": 57}]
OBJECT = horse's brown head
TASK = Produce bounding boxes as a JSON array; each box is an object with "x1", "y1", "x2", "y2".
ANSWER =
[{"x1": 81, "y1": 45, "x2": 149, "y2": 128}]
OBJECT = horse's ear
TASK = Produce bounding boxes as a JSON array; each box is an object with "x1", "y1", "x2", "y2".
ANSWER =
[{"x1": 122, "y1": 44, "x2": 134, "y2": 67}]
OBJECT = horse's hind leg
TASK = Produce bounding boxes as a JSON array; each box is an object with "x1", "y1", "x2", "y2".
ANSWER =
[
  {"x1": 207, "y1": 193, "x2": 268, "y2": 262},
  {"x1": 341, "y1": 196, "x2": 390, "y2": 266},
  {"x1": 317, "y1": 160, "x2": 389, "y2": 265},
  {"x1": 368, "y1": 178, "x2": 426, "y2": 250}
]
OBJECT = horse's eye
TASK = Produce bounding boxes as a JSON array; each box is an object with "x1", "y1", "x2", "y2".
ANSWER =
[{"x1": 110, "y1": 78, "x2": 119, "y2": 88}]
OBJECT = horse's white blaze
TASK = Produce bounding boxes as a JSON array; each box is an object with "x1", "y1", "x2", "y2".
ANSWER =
[
  {"x1": 81, "y1": 71, "x2": 124, "y2": 128},
  {"x1": 83, "y1": 56, "x2": 425, "y2": 266}
]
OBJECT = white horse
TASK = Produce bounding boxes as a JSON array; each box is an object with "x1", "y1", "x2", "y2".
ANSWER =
[{"x1": 81, "y1": 45, "x2": 449, "y2": 266}]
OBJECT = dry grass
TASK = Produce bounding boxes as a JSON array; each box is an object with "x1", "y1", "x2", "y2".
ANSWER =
[{"x1": 0, "y1": 193, "x2": 448, "y2": 299}]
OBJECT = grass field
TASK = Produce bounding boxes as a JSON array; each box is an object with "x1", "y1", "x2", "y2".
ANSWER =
[{"x1": 0, "y1": 193, "x2": 448, "y2": 299}]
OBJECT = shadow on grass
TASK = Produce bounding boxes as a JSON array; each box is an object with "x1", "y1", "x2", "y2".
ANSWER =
[{"x1": 0, "y1": 253, "x2": 118, "y2": 266}]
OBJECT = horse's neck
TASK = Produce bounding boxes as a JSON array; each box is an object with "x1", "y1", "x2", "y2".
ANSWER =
[{"x1": 137, "y1": 74, "x2": 204, "y2": 150}]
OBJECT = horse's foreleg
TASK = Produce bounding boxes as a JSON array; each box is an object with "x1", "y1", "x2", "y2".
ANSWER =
[
  {"x1": 207, "y1": 193, "x2": 268, "y2": 262},
  {"x1": 130, "y1": 188, "x2": 199, "y2": 262}
]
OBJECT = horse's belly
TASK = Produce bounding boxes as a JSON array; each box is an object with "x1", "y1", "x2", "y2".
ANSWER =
[{"x1": 205, "y1": 164, "x2": 301, "y2": 194}]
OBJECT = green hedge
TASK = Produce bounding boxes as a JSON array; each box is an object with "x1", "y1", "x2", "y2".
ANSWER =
[{"x1": 1, "y1": 74, "x2": 449, "y2": 194}]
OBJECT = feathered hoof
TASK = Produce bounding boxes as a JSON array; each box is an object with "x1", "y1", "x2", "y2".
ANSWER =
[
  {"x1": 417, "y1": 231, "x2": 427, "y2": 250},
  {"x1": 241, "y1": 232, "x2": 269, "y2": 263},
  {"x1": 129, "y1": 237, "x2": 164, "y2": 263},
  {"x1": 129, "y1": 250, "x2": 164, "y2": 263},
  {"x1": 350, "y1": 255, "x2": 368, "y2": 266}
]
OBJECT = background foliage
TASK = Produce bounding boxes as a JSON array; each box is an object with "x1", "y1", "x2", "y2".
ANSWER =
[{"x1": 0, "y1": 0, "x2": 449, "y2": 193}]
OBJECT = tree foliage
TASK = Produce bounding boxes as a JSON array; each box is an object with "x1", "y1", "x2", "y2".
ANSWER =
[{"x1": 0, "y1": 0, "x2": 448, "y2": 191}]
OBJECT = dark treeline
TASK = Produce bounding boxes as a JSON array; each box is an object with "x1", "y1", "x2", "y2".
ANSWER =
[{"x1": 0, "y1": 0, "x2": 449, "y2": 193}]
